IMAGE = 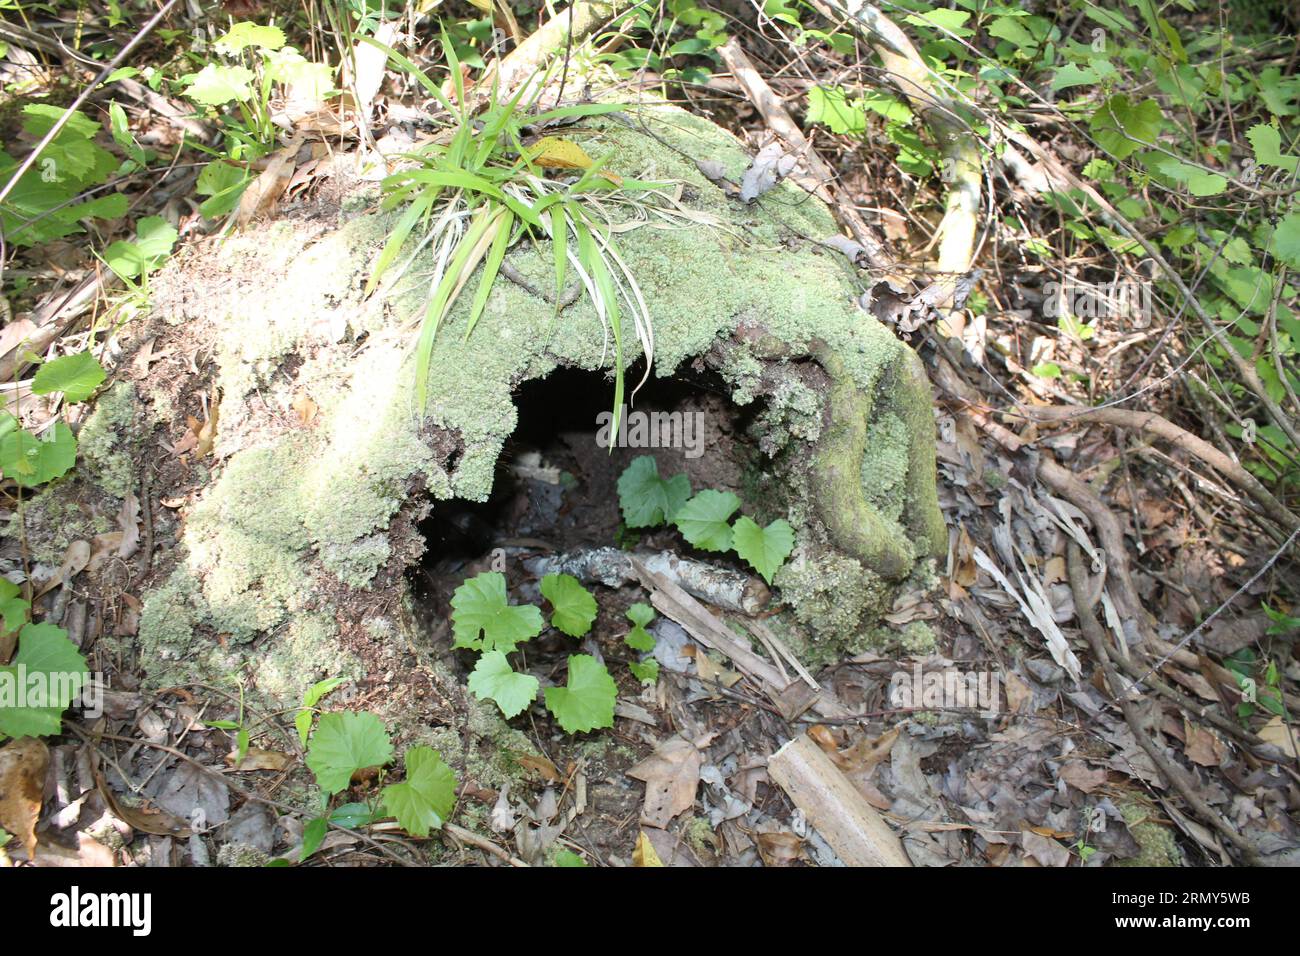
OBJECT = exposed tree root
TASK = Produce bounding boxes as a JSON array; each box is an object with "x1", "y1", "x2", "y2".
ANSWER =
[
  {"x1": 1067, "y1": 543, "x2": 1262, "y2": 866},
  {"x1": 1025, "y1": 405, "x2": 1300, "y2": 535}
]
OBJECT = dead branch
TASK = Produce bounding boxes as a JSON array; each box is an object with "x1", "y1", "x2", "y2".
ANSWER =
[
  {"x1": 808, "y1": 0, "x2": 982, "y2": 308},
  {"x1": 1066, "y1": 542, "x2": 1262, "y2": 865},
  {"x1": 526, "y1": 547, "x2": 770, "y2": 615},
  {"x1": 490, "y1": 0, "x2": 638, "y2": 97},
  {"x1": 767, "y1": 733, "x2": 912, "y2": 866},
  {"x1": 715, "y1": 37, "x2": 892, "y2": 271},
  {"x1": 1024, "y1": 404, "x2": 1300, "y2": 534}
]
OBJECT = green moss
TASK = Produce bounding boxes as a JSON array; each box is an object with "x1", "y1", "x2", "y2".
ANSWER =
[
  {"x1": 772, "y1": 550, "x2": 891, "y2": 666},
  {"x1": 215, "y1": 843, "x2": 270, "y2": 867},
  {"x1": 78, "y1": 381, "x2": 141, "y2": 500},
  {"x1": 1113, "y1": 795, "x2": 1181, "y2": 867},
  {"x1": 685, "y1": 816, "x2": 716, "y2": 854},
  {"x1": 135, "y1": 98, "x2": 946, "y2": 706}
]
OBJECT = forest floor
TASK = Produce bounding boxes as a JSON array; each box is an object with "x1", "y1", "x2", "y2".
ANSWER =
[{"x1": 1, "y1": 1, "x2": 1299, "y2": 868}]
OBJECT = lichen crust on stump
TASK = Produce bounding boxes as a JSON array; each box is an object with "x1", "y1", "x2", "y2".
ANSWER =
[{"x1": 120, "y1": 98, "x2": 945, "y2": 702}]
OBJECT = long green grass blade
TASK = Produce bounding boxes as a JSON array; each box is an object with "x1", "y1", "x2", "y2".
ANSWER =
[
  {"x1": 366, "y1": 190, "x2": 435, "y2": 297},
  {"x1": 355, "y1": 36, "x2": 455, "y2": 114},
  {"x1": 529, "y1": 102, "x2": 632, "y2": 125},
  {"x1": 403, "y1": 168, "x2": 506, "y2": 198},
  {"x1": 550, "y1": 206, "x2": 568, "y2": 312},
  {"x1": 465, "y1": 209, "x2": 514, "y2": 340},
  {"x1": 415, "y1": 208, "x2": 495, "y2": 409},
  {"x1": 574, "y1": 212, "x2": 623, "y2": 451}
]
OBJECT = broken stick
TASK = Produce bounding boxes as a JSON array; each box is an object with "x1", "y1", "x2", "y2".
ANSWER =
[{"x1": 768, "y1": 733, "x2": 912, "y2": 867}]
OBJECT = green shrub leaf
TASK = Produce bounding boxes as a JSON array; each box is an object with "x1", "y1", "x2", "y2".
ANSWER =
[
  {"x1": 544, "y1": 654, "x2": 617, "y2": 734},
  {"x1": 305, "y1": 711, "x2": 393, "y2": 794},
  {"x1": 540, "y1": 573, "x2": 598, "y2": 637},
  {"x1": 1090, "y1": 95, "x2": 1162, "y2": 160}
]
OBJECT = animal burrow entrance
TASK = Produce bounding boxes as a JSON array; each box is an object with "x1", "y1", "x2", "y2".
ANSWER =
[{"x1": 408, "y1": 363, "x2": 770, "y2": 649}]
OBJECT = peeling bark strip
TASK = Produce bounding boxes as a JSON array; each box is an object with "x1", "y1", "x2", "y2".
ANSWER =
[
  {"x1": 768, "y1": 733, "x2": 912, "y2": 867},
  {"x1": 526, "y1": 548, "x2": 770, "y2": 615}
]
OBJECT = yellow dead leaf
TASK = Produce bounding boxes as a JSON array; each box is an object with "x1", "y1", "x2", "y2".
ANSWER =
[
  {"x1": 226, "y1": 747, "x2": 292, "y2": 772},
  {"x1": 195, "y1": 389, "x2": 219, "y2": 458},
  {"x1": 632, "y1": 831, "x2": 663, "y2": 867},
  {"x1": 0, "y1": 738, "x2": 50, "y2": 860},
  {"x1": 695, "y1": 651, "x2": 741, "y2": 688},
  {"x1": 1258, "y1": 716, "x2": 1298, "y2": 758},
  {"x1": 291, "y1": 391, "x2": 318, "y2": 426},
  {"x1": 529, "y1": 136, "x2": 593, "y2": 170}
]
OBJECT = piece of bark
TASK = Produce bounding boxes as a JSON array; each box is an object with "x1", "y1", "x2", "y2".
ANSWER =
[
  {"x1": 527, "y1": 548, "x2": 769, "y2": 615},
  {"x1": 630, "y1": 558, "x2": 851, "y2": 720},
  {"x1": 767, "y1": 733, "x2": 912, "y2": 867}
]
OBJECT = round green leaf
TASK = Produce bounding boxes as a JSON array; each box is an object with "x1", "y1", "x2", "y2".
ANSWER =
[
  {"x1": 540, "y1": 573, "x2": 598, "y2": 637},
  {"x1": 544, "y1": 654, "x2": 617, "y2": 734},
  {"x1": 32, "y1": 351, "x2": 105, "y2": 402},
  {"x1": 468, "y1": 651, "x2": 540, "y2": 719},
  {"x1": 673, "y1": 489, "x2": 741, "y2": 551}
]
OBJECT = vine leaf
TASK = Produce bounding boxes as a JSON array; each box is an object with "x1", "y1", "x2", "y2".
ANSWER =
[
  {"x1": 468, "y1": 651, "x2": 540, "y2": 719},
  {"x1": 617, "y1": 455, "x2": 690, "y2": 528},
  {"x1": 731, "y1": 516, "x2": 795, "y2": 584},
  {"x1": 381, "y1": 746, "x2": 457, "y2": 837},
  {"x1": 544, "y1": 654, "x2": 617, "y2": 734},
  {"x1": 0, "y1": 622, "x2": 87, "y2": 739},
  {"x1": 540, "y1": 573, "x2": 598, "y2": 637},
  {"x1": 673, "y1": 489, "x2": 741, "y2": 552},
  {"x1": 451, "y1": 571, "x2": 544, "y2": 653},
  {"x1": 624, "y1": 602, "x2": 656, "y2": 653},
  {"x1": 31, "y1": 351, "x2": 105, "y2": 403},
  {"x1": 305, "y1": 711, "x2": 393, "y2": 794}
]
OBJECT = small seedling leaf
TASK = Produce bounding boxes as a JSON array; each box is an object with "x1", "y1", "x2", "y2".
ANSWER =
[
  {"x1": 468, "y1": 651, "x2": 540, "y2": 719},
  {"x1": 305, "y1": 711, "x2": 393, "y2": 794},
  {"x1": 540, "y1": 573, "x2": 598, "y2": 637},
  {"x1": 380, "y1": 746, "x2": 457, "y2": 837},
  {"x1": 674, "y1": 489, "x2": 741, "y2": 551},
  {"x1": 544, "y1": 654, "x2": 617, "y2": 734},
  {"x1": 731, "y1": 516, "x2": 795, "y2": 584},
  {"x1": 451, "y1": 571, "x2": 544, "y2": 653},
  {"x1": 617, "y1": 455, "x2": 690, "y2": 528},
  {"x1": 32, "y1": 352, "x2": 105, "y2": 402}
]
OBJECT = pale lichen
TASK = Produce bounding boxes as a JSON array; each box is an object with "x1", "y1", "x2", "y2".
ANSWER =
[
  {"x1": 133, "y1": 98, "x2": 946, "y2": 702},
  {"x1": 77, "y1": 381, "x2": 141, "y2": 500}
]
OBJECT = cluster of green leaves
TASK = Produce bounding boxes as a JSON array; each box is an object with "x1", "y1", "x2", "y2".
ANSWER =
[
  {"x1": 616, "y1": 455, "x2": 795, "y2": 584},
  {"x1": 0, "y1": 351, "x2": 106, "y2": 487},
  {"x1": 451, "y1": 570, "x2": 619, "y2": 732},
  {"x1": 624, "y1": 602, "x2": 659, "y2": 685},
  {"x1": 0, "y1": 104, "x2": 132, "y2": 247},
  {"x1": 177, "y1": 21, "x2": 333, "y2": 218},
  {"x1": 299, "y1": 706, "x2": 457, "y2": 858},
  {"x1": 800, "y1": 1, "x2": 1300, "y2": 485},
  {"x1": 0, "y1": 578, "x2": 89, "y2": 740},
  {"x1": 600, "y1": 0, "x2": 728, "y2": 85},
  {"x1": 1223, "y1": 647, "x2": 1289, "y2": 723}
]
